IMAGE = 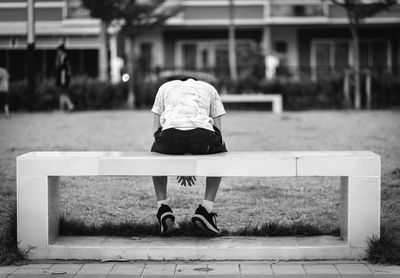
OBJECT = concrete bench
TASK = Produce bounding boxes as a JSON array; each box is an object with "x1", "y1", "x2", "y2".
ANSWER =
[
  {"x1": 16, "y1": 151, "x2": 380, "y2": 260},
  {"x1": 220, "y1": 94, "x2": 283, "y2": 114}
]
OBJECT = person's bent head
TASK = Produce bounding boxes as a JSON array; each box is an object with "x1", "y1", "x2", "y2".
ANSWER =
[{"x1": 165, "y1": 75, "x2": 198, "y2": 82}]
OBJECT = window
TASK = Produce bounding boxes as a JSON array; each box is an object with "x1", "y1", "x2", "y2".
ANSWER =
[
  {"x1": 182, "y1": 43, "x2": 197, "y2": 70},
  {"x1": 274, "y1": 41, "x2": 288, "y2": 54},
  {"x1": 201, "y1": 49, "x2": 209, "y2": 69},
  {"x1": 312, "y1": 39, "x2": 390, "y2": 80},
  {"x1": 293, "y1": 5, "x2": 306, "y2": 16},
  {"x1": 215, "y1": 44, "x2": 229, "y2": 77},
  {"x1": 271, "y1": 2, "x2": 324, "y2": 17},
  {"x1": 360, "y1": 41, "x2": 388, "y2": 71},
  {"x1": 312, "y1": 40, "x2": 350, "y2": 80},
  {"x1": 334, "y1": 42, "x2": 349, "y2": 70},
  {"x1": 177, "y1": 40, "x2": 256, "y2": 77},
  {"x1": 315, "y1": 42, "x2": 331, "y2": 80},
  {"x1": 139, "y1": 42, "x2": 152, "y2": 72}
]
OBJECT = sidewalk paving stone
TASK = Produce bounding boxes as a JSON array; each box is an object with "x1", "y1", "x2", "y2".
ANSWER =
[
  {"x1": 367, "y1": 264, "x2": 400, "y2": 277},
  {"x1": 336, "y1": 263, "x2": 374, "y2": 278},
  {"x1": 48, "y1": 264, "x2": 83, "y2": 278},
  {"x1": 303, "y1": 264, "x2": 340, "y2": 278},
  {"x1": 9, "y1": 264, "x2": 53, "y2": 278},
  {"x1": 240, "y1": 263, "x2": 273, "y2": 278},
  {"x1": 207, "y1": 263, "x2": 240, "y2": 277},
  {"x1": 107, "y1": 263, "x2": 144, "y2": 278},
  {"x1": 272, "y1": 264, "x2": 307, "y2": 278},
  {"x1": 141, "y1": 263, "x2": 176, "y2": 278},
  {"x1": 0, "y1": 265, "x2": 20, "y2": 278},
  {"x1": 3, "y1": 262, "x2": 400, "y2": 277},
  {"x1": 175, "y1": 263, "x2": 208, "y2": 277},
  {"x1": 0, "y1": 265, "x2": 20, "y2": 274},
  {"x1": 74, "y1": 263, "x2": 114, "y2": 278}
]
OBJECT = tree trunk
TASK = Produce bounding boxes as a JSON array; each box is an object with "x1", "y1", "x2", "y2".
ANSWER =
[
  {"x1": 27, "y1": 0, "x2": 36, "y2": 110},
  {"x1": 350, "y1": 22, "x2": 361, "y2": 110},
  {"x1": 125, "y1": 36, "x2": 135, "y2": 109},
  {"x1": 344, "y1": 69, "x2": 351, "y2": 109},
  {"x1": 365, "y1": 69, "x2": 372, "y2": 109},
  {"x1": 228, "y1": 0, "x2": 238, "y2": 82},
  {"x1": 98, "y1": 21, "x2": 109, "y2": 81}
]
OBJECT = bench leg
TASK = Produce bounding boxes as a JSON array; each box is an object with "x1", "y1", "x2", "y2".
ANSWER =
[
  {"x1": 17, "y1": 176, "x2": 60, "y2": 251},
  {"x1": 272, "y1": 98, "x2": 283, "y2": 114},
  {"x1": 340, "y1": 176, "x2": 380, "y2": 249}
]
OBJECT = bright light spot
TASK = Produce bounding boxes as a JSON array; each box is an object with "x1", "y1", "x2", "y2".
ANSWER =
[{"x1": 122, "y1": 73, "x2": 130, "y2": 82}]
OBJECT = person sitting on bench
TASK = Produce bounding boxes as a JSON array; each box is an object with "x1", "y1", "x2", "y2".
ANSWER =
[{"x1": 150, "y1": 75, "x2": 227, "y2": 235}]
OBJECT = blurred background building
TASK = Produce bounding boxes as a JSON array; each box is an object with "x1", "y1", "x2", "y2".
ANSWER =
[
  {"x1": 0, "y1": 0, "x2": 103, "y2": 80},
  {"x1": 0, "y1": 0, "x2": 399, "y2": 82}
]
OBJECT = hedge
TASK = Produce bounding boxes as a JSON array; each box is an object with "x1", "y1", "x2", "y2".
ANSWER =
[
  {"x1": 9, "y1": 76, "x2": 128, "y2": 111},
  {"x1": 7, "y1": 74, "x2": 400, "y2": 111}
]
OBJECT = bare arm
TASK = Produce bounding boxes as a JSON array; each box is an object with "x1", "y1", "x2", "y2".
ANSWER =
[
  {"x1": 213, "y1": 116, "x2": 222, "y2": 131},
  {"x1": 153, "y1": 113, "x2": 162, "y2": 133}
]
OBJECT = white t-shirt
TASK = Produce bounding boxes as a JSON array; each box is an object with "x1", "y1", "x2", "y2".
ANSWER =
[{"x1": 151, "y1": 79, "x2": 226, "y2": 131}]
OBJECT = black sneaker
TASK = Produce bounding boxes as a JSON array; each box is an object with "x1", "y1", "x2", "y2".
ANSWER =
[
  {"x1": 191, "y1": 205, "x2": 220, "y2": 234},
  {"x1": 157, "y1": 204, "x2": 175, "y2": 235}
]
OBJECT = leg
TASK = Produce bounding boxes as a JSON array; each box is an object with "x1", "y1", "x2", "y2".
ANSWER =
[
  {"x1": 65, "y1": 95, "x2": 74, "y2": 111},
  {"x1": 152, "y1": 176, "x2": 175, "y2": 235},
  {"x1": 192, "y1": 177, "x2": 222, "y2": 234},
  {"x1": 3, "y1": 93, "x2": 10, "y2": 117},
  {"x1": 152, "y1": 176, "x2": 167, "y2": 201},
  {"x1": 205, "y1": 177, "x2": 222, "y2": 202},
  {"x1": 4, "y1": 104, "x2": 9, "y2": 117},
  {"x1": 59, "y1": 94, "x2": 66, "y2": 111},
  {"x1": 150, "y1": 131, "x2": 186, "y2": 235}
]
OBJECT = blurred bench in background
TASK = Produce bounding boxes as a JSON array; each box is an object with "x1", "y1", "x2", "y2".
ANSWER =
[{"x1": 220, "y1": 94, "x2": 283, "y2": 114}]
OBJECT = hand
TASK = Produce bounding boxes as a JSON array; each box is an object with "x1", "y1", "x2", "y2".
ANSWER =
[{"x1": 177, "y1": 176, "x2": 196, "y2": 187}]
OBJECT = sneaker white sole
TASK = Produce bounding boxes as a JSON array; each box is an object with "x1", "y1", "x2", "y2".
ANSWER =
[
  {"x1": 160, "y1": 212, "x2": 175, "y2": 234},
  {"x1": 192, "y1": 214, "x2": 220, "y2": 234},
  {"x1": 163, "y1": 218, "x2": 175, "y2": 234}
]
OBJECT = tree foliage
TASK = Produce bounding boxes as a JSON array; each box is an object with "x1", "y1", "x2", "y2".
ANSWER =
[
  {"x1": 81, "y1": 0, "x2": 121, "y2": 24},
  {"x1": 331, "y1": 0, "x2": 397, "y2": 23},
  {"x1": 81, "y1": 0, "x2": 179, "y2": 36}
]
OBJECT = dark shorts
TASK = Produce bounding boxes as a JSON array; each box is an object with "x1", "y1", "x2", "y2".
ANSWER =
[
  {"x1": 0, "y1": 92, "x2": 8, "y2": 107},
  {"x1": 151, "y1": 126, "x2": 227, "y2": 155}
]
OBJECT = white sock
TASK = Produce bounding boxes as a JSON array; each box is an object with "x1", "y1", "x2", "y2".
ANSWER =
[
  {"x1": 202, "y1": 200, "x2": 214, "y2": 213},
  {"x1": 157, "y1": 199, "x2": 168, "y2": 209}
]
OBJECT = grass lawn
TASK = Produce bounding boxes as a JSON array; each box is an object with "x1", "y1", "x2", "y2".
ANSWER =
[{"x1": 1, "y1": 110, "x2": 400, "y2": 262}]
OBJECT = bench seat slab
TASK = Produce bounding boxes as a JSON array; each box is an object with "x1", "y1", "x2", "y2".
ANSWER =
[{"x1": 17, "y1": 151, "x2": 379, "y2": 177}]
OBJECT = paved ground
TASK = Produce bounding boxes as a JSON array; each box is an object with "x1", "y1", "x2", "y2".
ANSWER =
[{"x1": 1, "y1": 261, "x2": 400, "y2": 277}]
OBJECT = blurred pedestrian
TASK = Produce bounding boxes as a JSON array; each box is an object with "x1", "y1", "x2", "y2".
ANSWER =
[
  {"x1": 150, "y1": 76, "x2": 227, "y2": 235},
  {"x1": 55, "y1": 44, "x2": 74, "y2": 111},
  {"x1": 265, "y1": 53, "x2": 279, "y2": 80},
  {"x1": 0, "y1": 67, "x2": 10, "y2": 118}
]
